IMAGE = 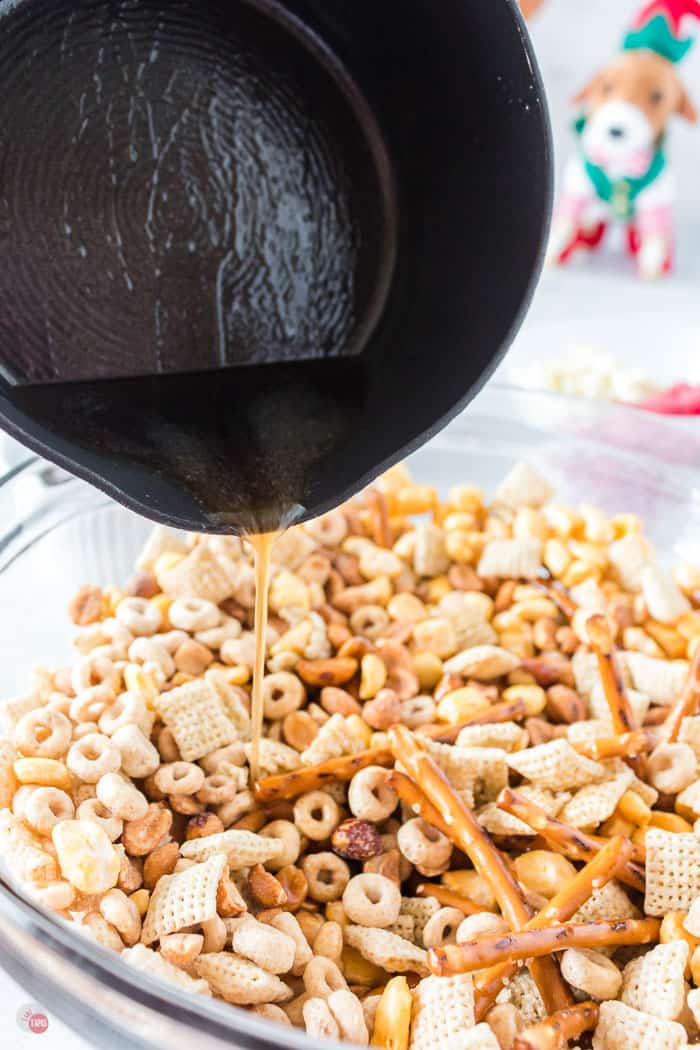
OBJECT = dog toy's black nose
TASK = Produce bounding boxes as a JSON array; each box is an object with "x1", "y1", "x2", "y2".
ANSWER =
[{"x1": 608, "y1": 126, "x2": 625, "y2": 139}]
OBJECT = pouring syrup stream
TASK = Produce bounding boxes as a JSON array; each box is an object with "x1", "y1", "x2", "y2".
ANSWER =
[{"x1": 248, "y1": 531, "x2": 278, "y2": 784}]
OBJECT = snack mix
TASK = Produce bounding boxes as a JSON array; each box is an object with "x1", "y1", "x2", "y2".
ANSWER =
[{"x1": 5, "y1": 461, "x2": 700, "y2": 1050}]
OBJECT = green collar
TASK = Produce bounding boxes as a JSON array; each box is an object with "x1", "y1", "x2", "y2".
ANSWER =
[{"x1": 573, "y1": 116, "x2": 666, "y2": 220}]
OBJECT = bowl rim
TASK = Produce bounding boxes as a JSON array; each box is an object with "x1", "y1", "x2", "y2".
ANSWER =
[
  {"x1": 2, "y1": 379, "x2": 700, "y2": 486},
  {"x1": 2, "y1": 381, "x2": 700, "y2": 1049},
  {"x1": 0, "y1": 873, "x2": 330, "y2": 1050}
]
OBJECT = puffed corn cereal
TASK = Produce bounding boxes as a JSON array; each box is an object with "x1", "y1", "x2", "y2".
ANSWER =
[
  {"x1": 4, "y1": 461, "x2": 700, "y2": 1049},
  {"x1": 52, "y1": 819, "x2": 120, "y2": 894}
]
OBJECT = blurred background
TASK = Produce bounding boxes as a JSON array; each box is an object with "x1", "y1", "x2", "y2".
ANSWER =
[{"x1": 497, "y1": 0, "x2": 700, "y2": 403}]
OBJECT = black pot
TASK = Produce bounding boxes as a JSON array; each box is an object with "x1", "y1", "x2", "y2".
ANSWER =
[{"x1": 0, "y1": 0, "x2": 552, "y2": 532}]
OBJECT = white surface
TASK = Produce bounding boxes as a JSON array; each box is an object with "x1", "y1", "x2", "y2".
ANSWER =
[
  {"x1": 2, "y1": 973, "x2": 93, "y2": 1049},
  {"x1": 1, "y1": 1, "x2": 700, "y2": 1044}
]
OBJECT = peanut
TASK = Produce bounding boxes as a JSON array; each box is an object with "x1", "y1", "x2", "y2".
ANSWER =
[
  {"x1": 249, "y1": 863, "x2": 288, "y2": 909},
  {"x1": 68, "y1": 585, "x2": 104, "y2": 626},
  {"x1": 121, "y1": 803, "x2": 173, "y2": 857},
  {"x1": 296, "y1": 658, "x2": 359, "y2": 688},
  {"x1": 143, "y1": 841, "x2": 180, "y2": 889}
]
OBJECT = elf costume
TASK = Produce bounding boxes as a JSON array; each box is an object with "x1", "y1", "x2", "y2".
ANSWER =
[{"x1": 624, "y1": 0, "x2": 700, "y2": 62}]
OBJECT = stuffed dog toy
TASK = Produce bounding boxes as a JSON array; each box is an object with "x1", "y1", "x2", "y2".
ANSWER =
[
  {"x1": 548, "y1": 0, "x2": 699, "y2": 278},
  {"x1": 519, "y1": 0, "x2": 545, "y2": 20}
]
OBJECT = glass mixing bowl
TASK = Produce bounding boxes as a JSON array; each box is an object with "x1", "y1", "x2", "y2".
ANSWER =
[{"x1": 2, "y1": 384, "x2": 700, "y2": 1050}]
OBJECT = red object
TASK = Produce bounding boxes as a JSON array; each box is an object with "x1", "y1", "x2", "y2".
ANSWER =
[
  {"x1": 626, "y1": 225, "x2": 673, "y2": 272},
  {"x1": 28, "y1": 1013, "x2": 49, "y2": 1035},
  {"x1": 632, "y1": 0, "x2": 700, "y2": 31},
  {"x1": 627, "y1": 225, "x2": 641, "y2": 256},
  {"x1": 558, "y1": 221, "x2": 608, "y2": 264},
  {"x1": 638, "y1": 383, "x2": 700, "y2": 415}
]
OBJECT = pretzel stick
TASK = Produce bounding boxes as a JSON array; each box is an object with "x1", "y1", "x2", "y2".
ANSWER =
[
  {"x1": 585, "y1": 614, "x2": 637, "y2": 734},
  {"x1": 587, "y1": 614, "x2": 649, "y2": 776},
  {"x1": 663, "y1": 644, "x2": 700, "y2": 744},
  {"x1": 389, "y1": 727, "x2": 532, "y2": 926},
  {"x1": 496, "y1": 788, "x2": 646, "y2": 889},
  {"x1": 254, "y1": 748, "x2": 393, "y2": 802},
  {"x1": 390, "y1": 769, "x2": 520, "y2": 897},
  {"x1": 388, "y1": 725, "x2": 572, "y2": 1015},
  {"x1": 415, "y1": 883, "x2": 482, "y2": 916},
  {"x1": 473, "y1": 835, "x2": 633, "y2": 1019},
  {"x1": 421, "y1": 698, "x2": 528, "y2": 743},
  {"x1": 386, "y1": 770, "x2": 453, "y2": 839},
  {"x1": 514, "y1": 1002, "x2": 599, "y2": 1050},
  {"x1": 572, "y1": 728, "x2": 654, "y2": 761},
  {"x1": 430, "y1": 917, "x2": 660, "y2": 975},
  {"x1": 366, "y1": 488, "x2": 393, "y2": 549},
  {"x1": 531, "y1": 579, "x2": 578, "y2": 619},
  {"x1": 644, "y1": 705, "x2": 670, "y2": 726}
]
